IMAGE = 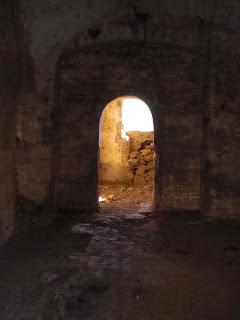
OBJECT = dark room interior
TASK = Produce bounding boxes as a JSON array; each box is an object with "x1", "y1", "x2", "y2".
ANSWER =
[{"x1": 0, "y1": 1, "x2": 240, "y2": 319}]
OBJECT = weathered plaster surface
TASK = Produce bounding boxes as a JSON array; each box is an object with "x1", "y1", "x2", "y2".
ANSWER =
[{"x1": 99, "y1": 98, "x2": 132, "y2": 185}]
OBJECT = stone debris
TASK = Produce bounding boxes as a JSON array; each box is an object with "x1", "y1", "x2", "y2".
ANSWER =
[
  {"x1": 99, "y1": 185, "x2": 153, "y2": 214},
  {"x1": 71, "y1": 223, "x2": 93, "y2": 234},
  {"x1": 128, "y1": 134, "x2": 155, "y2": 185},
  {"x1": 93, "y1": 210, "x2": 148, "y2": 223},
  {"x1": 122, "y1": 213, "x2": 147, "y2": 220},
  {"x1": 93, "y1": 214, "x2": 122, "y2": 226}
]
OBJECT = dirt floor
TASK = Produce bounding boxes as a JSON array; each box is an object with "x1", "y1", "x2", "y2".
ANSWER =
[
  {"x1": 1, "y1": 189, "x2": 240, "y2": 319},
  {"x1": 98, "y1": 185, "x2": 153, "y2": 214}
]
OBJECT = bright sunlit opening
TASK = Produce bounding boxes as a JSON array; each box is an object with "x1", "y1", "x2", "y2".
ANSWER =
[
  {"x1": 98, "y1": 196, "x2": 106, "y2": 203},
  {"x1": 121, "y1": 98, "x2": 153, "y2": 140}
]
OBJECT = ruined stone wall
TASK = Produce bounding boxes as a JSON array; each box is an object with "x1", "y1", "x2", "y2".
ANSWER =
[{"x1": 128, "y1": 132, "x2": 154, "y2": 185}]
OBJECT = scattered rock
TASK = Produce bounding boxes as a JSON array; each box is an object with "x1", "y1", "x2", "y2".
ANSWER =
[
  {"x1": 140, "y1": 148, "x2": 152, "y2": 156},
  {"x1": 123, "y1": 213, "x2": 147, "y2": 220},
  {"x1": 93, "y1": 216, "x2": 115, "y2": 226},
  {"x1": 93, "y1": 214, "x2": 122, "y2": 226},
  {"x1": 128, "y1": 135, "x2": 154, "y2": 185},
  {"x1": 71, "y1": 224, "x2": 93, "y2": 234}
]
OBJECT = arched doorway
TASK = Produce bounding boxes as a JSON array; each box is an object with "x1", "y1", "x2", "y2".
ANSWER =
[
  {"x1": 55, "y1": 40, "x2": 202, "y2": 213},
  {"x1": 98, "y1": 96, "x2": 155, "y2": 214}
]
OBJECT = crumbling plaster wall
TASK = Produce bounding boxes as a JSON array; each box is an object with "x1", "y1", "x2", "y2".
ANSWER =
[
  {"x1": 9, "y1": 0, "x2": 240, "y2": 222},
  {"x1": 99, "y1": 98, "x2": 132, "y2": 185}
]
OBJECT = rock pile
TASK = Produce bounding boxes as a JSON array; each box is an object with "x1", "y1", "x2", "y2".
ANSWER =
[{"x1": 128, "y1": 140, "x2": 154, "y2": 185}]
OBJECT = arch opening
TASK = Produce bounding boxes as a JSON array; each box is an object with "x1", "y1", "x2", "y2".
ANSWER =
[{"x1": 98, "y1": 96, "x2": 155, "y2": 214}]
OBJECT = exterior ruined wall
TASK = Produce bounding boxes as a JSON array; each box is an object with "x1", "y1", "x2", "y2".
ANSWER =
[
  {"x1": 99, "y1": 98, "x2": 132, "y2": 185},
  {"x1": 128, "y1": 132, "x2": 154, "y2": 185}
]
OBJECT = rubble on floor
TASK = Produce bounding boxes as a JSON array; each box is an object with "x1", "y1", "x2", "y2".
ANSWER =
[
  {"x1": 98, "y1": 185, "x2": 153, "y2": 214},
  {"x1": 1, "y1": 212, "x2": 240, "y2": 319}
]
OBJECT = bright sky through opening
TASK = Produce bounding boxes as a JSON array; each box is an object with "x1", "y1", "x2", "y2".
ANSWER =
[{"x1": 121, "y1": 98, "x2": 153, "y2": 140}]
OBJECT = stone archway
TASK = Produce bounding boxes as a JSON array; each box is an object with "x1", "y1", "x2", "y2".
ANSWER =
[{"x1": 55, "y1": 40, "x2": 202, "y2": 213}]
